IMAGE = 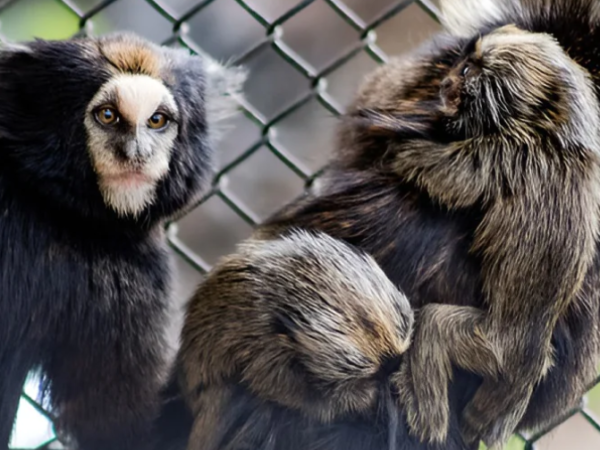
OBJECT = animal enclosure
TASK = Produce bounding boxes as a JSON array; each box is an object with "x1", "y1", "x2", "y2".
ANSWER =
[{"x1": 2, "y1": 0, "x2": 599, "y2": 449}]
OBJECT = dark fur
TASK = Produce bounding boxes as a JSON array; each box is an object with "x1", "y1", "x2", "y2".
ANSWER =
[
  {"x1": 177, "y1": 231, "x2": 467, "y2": 450},
  {"x1": 264, "y1": 16, "x2": 600, "y2": 450},
  {"x1": 166, "y1": 1, "x2": 600, "y2": 450},
  {"x1": 0, "y1": 35, "x2": 215, "y2": 450},
  {"x1": 154, "y1": 373, "x2": 476, "y2": 450}
]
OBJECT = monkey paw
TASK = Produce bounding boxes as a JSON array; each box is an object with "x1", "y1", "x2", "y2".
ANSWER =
[
  {"x1": 395, "y1": 365, "x2": 450, "y2": 444},
  {"x1": 461, "y1": 399, "x2": 513, "y2": 449}
]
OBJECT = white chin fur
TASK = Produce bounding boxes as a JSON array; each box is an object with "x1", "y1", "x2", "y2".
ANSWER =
[
  {"x1": 92, "y1": 146, "x2": 171, "y2": 218},
  {"x1": 440, "y1": 0, "x2": 509, "y2": 37},
  {"x1": 100, "y1": 180, "x2": 157, "y2": 217}
]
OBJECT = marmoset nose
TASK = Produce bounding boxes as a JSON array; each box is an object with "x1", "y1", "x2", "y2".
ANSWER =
[
  {"x1": 123, "y1": 140, "x2": 139, "y2": 160},
  {"x1": 116, "y1": 139, "x2": 152, "y2": 162},
  {"x1": 440, "y1": 76, "x2": 458, "y2": 95},
  {"x1": 441, "y1": 76, "x2": 455, "y2": 93},
  {"x1": 440, "y1": 76, "x2": 461, "y2": 111}
]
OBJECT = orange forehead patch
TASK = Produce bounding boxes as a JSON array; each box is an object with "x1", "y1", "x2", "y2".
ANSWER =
[{"x1": 100, "y1": 38, "x2": 162, "y2": 78}]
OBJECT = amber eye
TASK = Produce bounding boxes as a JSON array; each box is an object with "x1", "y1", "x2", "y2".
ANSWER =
[
  {"x1": 147, "y1": 112, "x2": 169, "y2": 130},
  {"x1": 95, "y1": 107, "x2": 120, "y2": 126}
]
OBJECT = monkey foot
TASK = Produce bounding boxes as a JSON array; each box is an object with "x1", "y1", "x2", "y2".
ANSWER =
[{"x1": 396, "y1": 367, "x2": 450, "y2": 445}]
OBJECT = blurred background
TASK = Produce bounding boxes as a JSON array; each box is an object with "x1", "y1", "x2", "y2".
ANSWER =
[{"x1": 1, "y1": 0, "x2": 599, "y2": 449}]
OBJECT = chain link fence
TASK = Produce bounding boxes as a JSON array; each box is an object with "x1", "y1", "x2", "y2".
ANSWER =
[{"x1": 2, "y1": 0, "x2": 600, "y2": 449}]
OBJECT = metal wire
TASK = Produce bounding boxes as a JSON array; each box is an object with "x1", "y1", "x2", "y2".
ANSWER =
[{"x1": 1, "y1": 0, "x2": 598, "y2": 448}]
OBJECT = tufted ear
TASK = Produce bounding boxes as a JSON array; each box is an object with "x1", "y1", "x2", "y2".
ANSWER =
[
  {"x1": 439, "y1": 0, "x2": 511, "y2": 36},
  {"x1": 199, "y1": 51, "x2": 247, "y2": 146}
]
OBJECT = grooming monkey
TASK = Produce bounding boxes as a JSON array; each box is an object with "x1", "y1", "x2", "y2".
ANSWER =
[
  {"x1": 0, "y1": 33, "x2": 243, "y2": 449},
  {"x1": 174, "y1": 0, "x2": 600, "y2": 449},
  {"x1": 179, "y1": 230, "x2": 415, "y2": 450},
  {"x1": 389, "y1": 24, "x2": 600, "y2": 448}
]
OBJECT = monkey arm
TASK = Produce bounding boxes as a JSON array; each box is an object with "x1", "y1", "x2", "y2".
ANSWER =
[
  {"x1": 520, "y1": 256, "x2": 600, "y2": 430},
  {"x1": 461, "y1": 184, "x2": 597, "y2": 446},
  {"x1": 391, "y1": 140, "x2": 492, "y2": 209}
]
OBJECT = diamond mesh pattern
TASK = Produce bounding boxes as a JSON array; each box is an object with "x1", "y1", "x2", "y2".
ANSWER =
[{"x1": 1, "y1": 1, "x2": 598, "y2": 448}]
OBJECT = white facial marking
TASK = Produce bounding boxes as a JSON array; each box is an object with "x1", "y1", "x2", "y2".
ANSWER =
[{"x1": 84, "y1": 74, "x2": 180, "y2": 217}]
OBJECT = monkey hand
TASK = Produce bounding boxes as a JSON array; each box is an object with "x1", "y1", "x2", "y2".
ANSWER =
[
  {"x1": 460, "y1": 380, "x2": 529, "y2": 448},
  {"x1": 461, "y1": 352, "x2": 552, "y2": 449}
]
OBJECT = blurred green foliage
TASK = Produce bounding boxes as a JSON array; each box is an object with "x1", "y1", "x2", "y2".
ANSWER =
[
  {"x1": 588, "y1": 380, "x2": 600, "y2": 416},
  {"x1": 479, "y1": 435, "x2": 525, "y2": 450},
  {"x1": 0, "y1": 0, "x2": 78, "y2": 41}
]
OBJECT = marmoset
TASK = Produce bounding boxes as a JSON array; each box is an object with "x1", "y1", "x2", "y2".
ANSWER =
[{"x1": 0, "y1": 33, "x2": 243, "y2": 450}]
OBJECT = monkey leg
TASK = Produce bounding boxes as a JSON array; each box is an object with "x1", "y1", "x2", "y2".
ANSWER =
[
  {"x1": 0, "y1": 348, "x2": 35, "y2": 450},
  {"x1": 186, "y1": 386, "x2": 233, "y2": 450},
  {"x1": 396, "y1": 304, "x2": 501, "y2": 445},
  {"x1": 43, "y1": 330, "x2": 169, "y2": 450}
]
